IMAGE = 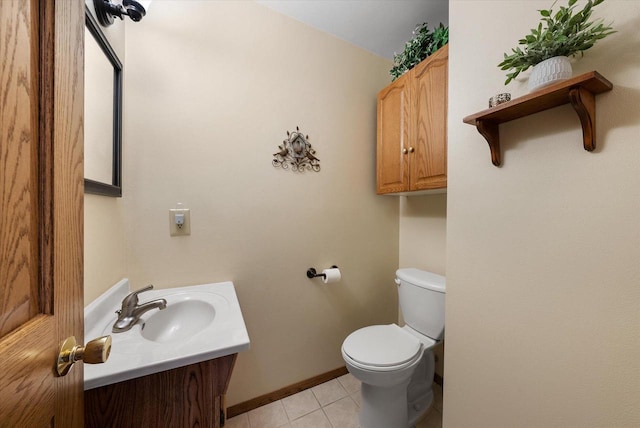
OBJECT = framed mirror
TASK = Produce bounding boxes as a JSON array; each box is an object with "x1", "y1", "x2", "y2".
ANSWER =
[{"x1": 84, "y1": 7, "x2": 122, "y2": 197}]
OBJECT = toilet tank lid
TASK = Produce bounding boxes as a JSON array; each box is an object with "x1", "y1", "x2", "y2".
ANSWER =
[{"x1": 396, "y1": 268, "x2": 445, "y2": 293}]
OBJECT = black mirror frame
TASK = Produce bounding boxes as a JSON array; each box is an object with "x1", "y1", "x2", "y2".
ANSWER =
[{"x1": 84, "y1": 6, "x2": 123, "y2": 197}]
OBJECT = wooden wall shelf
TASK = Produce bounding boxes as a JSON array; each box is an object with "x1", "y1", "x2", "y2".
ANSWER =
[{"x1": 463, "y1": 71, "x2": 613, "y2": 166}]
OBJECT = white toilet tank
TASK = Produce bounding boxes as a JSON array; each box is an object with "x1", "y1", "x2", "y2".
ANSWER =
[{"x1": 396, "y1": 268, "x2": 445, "y2": 340}]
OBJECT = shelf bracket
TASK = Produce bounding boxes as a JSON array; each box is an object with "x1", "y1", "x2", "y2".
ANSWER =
[
  {"x1": 568, "y1": 86, "x2": 596, "y2": 152},
  {"x1": 476, "y1": 120, "x2": 501, "y2": 167}
]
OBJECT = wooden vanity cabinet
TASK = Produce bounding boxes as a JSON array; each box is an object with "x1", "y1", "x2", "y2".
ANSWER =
[
  {"x1": 85, "y1": 354, "x2": 236, "y2": 428},
  {"x1": 376, "y1": 44, "x2": 448, "y2": 194}
]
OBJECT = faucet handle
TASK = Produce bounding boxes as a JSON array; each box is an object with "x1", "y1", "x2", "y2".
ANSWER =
[
  {"x1": 121, "y1": 284, "x2": 154, "y2": 307},
  {"x1": 132, "y1": 284, "x2": 154, "y2": 295}
]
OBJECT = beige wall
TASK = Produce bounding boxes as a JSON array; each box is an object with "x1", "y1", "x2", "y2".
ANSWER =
[
  {"x1": 399, "y1": 194, "x2": 446, "y2": 275},
  {"x1": 122, "y1": 1, "x2": 398, "y2": 405},
  {"x1": 445, "y1": 1, "x2": 640, "y2": 427},
  {"x1": 399, "y1": 193, "x2": 447, "y2": 377},
  {"x1": 84, "y1": 3, "x2": 128, "y2": 305},
  {"x1": 84, "y1": 195, "x2": 127, "y2": 304}
]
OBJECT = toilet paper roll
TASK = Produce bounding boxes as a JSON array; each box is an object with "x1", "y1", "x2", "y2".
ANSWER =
[{"x1": 322, "y1": 268, "x2": 341, "y2": 284}]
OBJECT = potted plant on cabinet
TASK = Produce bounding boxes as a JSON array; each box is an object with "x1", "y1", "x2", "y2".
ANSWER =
[
  {"x1": 498, "y1": 0, "x2": 615, "y2": 92},
  {"x1": 391, "y1": 23, "x2": 448, "y2": 81}
]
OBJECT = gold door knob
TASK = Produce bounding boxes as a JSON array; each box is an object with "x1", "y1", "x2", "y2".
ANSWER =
[
  {"x1": 56, "y1": 335, "x2": 112, "y2": 377},
  {"x1": 408, "y1": 147, "x2": 415, "y2": 153},
  {"x1": 402, "y1": 148, "x2": 408, "y2": 154}
]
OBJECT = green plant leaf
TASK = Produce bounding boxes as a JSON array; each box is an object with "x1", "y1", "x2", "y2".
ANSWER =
[
  {"x1": 390, "y1": 23, "x2": 449, "y2": 81},
  {"x1": 498, "y1": 0, "x2": 614, "y2": 85}
]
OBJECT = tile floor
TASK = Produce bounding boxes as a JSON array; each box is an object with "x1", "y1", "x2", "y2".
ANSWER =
[{"x1": 226, "y1": 373, "x2": 443, "y2": 428}]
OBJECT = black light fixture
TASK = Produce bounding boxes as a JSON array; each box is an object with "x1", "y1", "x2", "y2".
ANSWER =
[{"x1": 94, "y1": 0, "x2": 151, "y2": 27}]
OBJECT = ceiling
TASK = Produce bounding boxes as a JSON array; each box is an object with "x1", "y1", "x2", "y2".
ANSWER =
[{"x1": 256, "y1": 0, "x2": 449, "y2": 60}]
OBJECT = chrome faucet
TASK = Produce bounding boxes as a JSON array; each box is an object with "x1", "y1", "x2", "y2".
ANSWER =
[{"x1": 112, "y1": 284, "x2": 167, "y2": 333}]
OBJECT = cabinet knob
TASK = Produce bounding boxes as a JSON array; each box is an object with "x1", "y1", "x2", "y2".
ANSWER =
[
  {"x1": 402, "y1": 148, "x2": 408, "y2": 154},
  {"x1": 409, "y1": 147, "x2": 415, "y2": 153}
]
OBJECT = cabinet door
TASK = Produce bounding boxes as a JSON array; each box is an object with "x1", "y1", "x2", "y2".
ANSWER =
[
  {"x1": 410, "y1": 44, "x2": 448, "y2": 190},
  {"x1": 376, "y1": 72, "x2": 411, "y2": 194}
]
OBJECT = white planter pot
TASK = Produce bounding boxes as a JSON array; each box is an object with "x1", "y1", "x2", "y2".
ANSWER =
[{"x1": 528, "y1": 56, "x2": 572, "y2": 92}]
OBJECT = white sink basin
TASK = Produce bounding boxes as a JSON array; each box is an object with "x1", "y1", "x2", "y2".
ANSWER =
[
  {"x1": 84, "y1": 279, "x2": 250, "y2": 390},
  {"x1": 141, "y1": 297, "x2": 215, "y2": 343}
]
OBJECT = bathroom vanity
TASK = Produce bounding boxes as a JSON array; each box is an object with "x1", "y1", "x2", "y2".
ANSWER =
[
  {"x1": 85, "y1": 354, "x2": 236, "y2": 427},
  {"x1": 83, "y1": 280, "x2": 250, "y2": 428}
]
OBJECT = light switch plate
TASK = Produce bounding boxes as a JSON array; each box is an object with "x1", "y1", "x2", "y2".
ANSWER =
[{"x1": 169, "y1": 209, "x2": 190, "y2": 236}]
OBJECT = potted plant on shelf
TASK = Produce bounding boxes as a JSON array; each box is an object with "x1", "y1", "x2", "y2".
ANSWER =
[
  {"x1": 390, "y1": 23, "x2": 448, "y2": 81},
  {"x1": 498, "y1": 0, "x2": 615, "y2": 92}
]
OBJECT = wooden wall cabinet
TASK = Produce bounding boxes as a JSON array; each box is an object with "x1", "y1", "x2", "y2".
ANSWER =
[{"x1": 377, "y1": 44, "x2": 448, "y2": 194}]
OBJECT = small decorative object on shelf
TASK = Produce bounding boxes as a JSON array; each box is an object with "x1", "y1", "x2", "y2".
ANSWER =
[
  {"x1": 489, "y1": 93, "x2": 511, "y2": 108},
  {"x1": 498, "y1": 0, "x2": 615, "y2": 92},
  {"x1": 390, "y1": 22, "x2": 448, "y2": 81},
  {"x1": 272, "y1": 126, "x2": 320, "y2": 172},
  {"x1": 463, "y1": 71, "x2": 613, "y2": 167}
]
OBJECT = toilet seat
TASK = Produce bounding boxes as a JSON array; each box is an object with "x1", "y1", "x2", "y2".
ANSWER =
[{"x1": 342, "y1": 324, "x2": 422, "y2": 372}]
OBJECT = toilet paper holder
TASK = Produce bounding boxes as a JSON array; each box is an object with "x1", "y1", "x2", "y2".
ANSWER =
[{"x1": 306, "y1": 265, "x2": 338, "y2": 279}]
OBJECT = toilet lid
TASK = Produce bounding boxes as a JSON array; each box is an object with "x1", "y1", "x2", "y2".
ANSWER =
[{"x1": 342, "y1": 325, "x2": 421, "y2": 368}]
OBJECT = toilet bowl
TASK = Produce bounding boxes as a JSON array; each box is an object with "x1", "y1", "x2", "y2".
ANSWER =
[{"x1": 341, "y1": 269, "x2": 445, "y2": 428}]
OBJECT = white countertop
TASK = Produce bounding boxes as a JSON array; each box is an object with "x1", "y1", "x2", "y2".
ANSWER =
[{"x1": 84, "y1": 279, "x2": 250, "y2": 390}]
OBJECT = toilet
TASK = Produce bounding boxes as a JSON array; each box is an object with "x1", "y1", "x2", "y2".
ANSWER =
[{"x1": 341, "y1": 268, "x2": 445, "y2": 428}]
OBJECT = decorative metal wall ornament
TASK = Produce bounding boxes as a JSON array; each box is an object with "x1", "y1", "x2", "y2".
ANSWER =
[{"x1": 272, "y1": 126, "x2": 320, "y2": 172}]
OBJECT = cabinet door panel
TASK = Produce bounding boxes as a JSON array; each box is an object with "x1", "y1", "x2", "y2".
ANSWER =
[
  {"x1": 377, "y1": 74, "x2": 410, "y2": 194},
  {"x1": 411, "y1": 45, "x2": 448, "y2": 190}
]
